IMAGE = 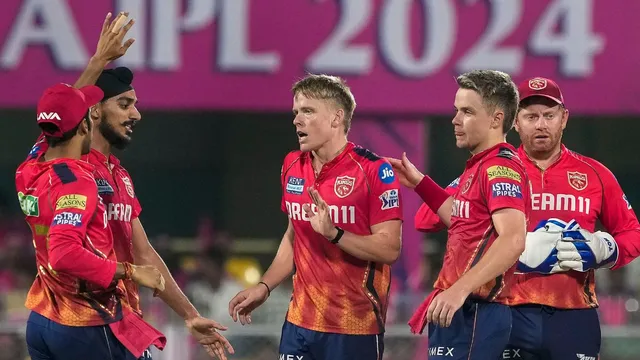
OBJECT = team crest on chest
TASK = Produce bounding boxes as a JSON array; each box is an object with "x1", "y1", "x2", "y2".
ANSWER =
[
  {"x1": 121, "y1": 176, "x2": 135, "y2": 198},
  {"x1": 567, "y1": 171, "x2": 588, "y2": 191},
  {"x1": 461, "y1": 175, "x2": 474, "y2": 194},
  {"x1": 334, "y1": 176, "x2": 356, "y2": 198}
]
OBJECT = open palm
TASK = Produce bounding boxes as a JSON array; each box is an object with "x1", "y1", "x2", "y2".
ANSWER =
[{"x1": 303, "y1": 187, "x2": 335, "y2": 238}]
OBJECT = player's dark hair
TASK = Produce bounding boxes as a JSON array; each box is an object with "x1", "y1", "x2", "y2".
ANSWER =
[
  {"x1": 41, "y1": 111, "x2": 92, "y2": 148},
  {"x1": 456, "y1": 70, "x2": 519, "y2": 134},
  {"x1": 292, "y1": 74, "x2": 356, "y2": 134}
]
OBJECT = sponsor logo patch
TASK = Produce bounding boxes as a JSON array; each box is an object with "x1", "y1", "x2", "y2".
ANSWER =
[
  {"x1": 380, "y1": 189, "x2": 400, "y2": 210},
  {"x1": 487, "y1": 165, "x2": 521, "y2": 182},
  {"x1": 52, "y1": 212, "x2": 83, "y2": 227},
  {"x1": 55, "y1": 194, "x2": 87, "y2": 211}
]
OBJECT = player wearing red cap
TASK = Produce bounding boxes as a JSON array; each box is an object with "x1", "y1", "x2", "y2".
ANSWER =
[
  {"x1": 228, "y1": 74, "x2": 403, "y2": 360},
  {"x1": 17, "y1": 82, "x2": 168, "y2": 360},
  {"x1": 416, "y1": 77, "x2": 640, "y2": 359},
  {"x1": 390, "y1": 70, "x2": 530, "y2": 360},
  {"x1": 21, "y1": 12, "x2": 234, "y2": 359}
]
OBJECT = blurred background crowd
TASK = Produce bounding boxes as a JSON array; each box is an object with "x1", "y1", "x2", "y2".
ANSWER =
[{"x1": 1, "y1": 0, "x2": 640, "y2": 359}]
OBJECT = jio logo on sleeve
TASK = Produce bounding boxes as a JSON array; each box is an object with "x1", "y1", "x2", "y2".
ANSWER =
[{"x1": 378, "y1": 163, "x2": 395, "y2": 184}]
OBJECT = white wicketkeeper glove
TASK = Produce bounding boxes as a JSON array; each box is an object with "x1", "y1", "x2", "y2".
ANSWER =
[
  {"x1": 557, "y1": 225, "x2": 619, "y2": 271},
  {"x1": 516, "y1": 218, "x2": 575, "y2": 274}
]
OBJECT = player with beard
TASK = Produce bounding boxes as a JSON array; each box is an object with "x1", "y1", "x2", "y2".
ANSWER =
[
  {"x1": 25, "y1": 13, "x2": 233, "y2": 358},
  {"x1": 414, "y1": 77, "x2": 640, "y2": 359},
  {"x1": 86, "y1": 67, "x2": 234, "y2": 359}
]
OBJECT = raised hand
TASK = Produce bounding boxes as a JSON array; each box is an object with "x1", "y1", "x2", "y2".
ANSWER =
[
  {"x1": 386, "y1": 152, "x2": 424, "y2": 188},
  {"x1": 303, "y1": 187, "x2": 336, "y2": 239},
  {"x1": 93, "y1": 12, "x2": 136, "y2": 63}
]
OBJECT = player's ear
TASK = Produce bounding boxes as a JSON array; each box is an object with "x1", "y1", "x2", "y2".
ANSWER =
[
  {"x1": 491, "y1": 111, "x2": 504, "y2": 130},
  {"x1": 332, "y1": 108, "x2": 345, "y2": 129},
  {"x1": 78, "y1": 117, "x2": 90, "y2": 136},
  {"x1": 90, "y1": 104, "x2": 101, "y2": 122},
  {"x1": 561, "y1": 107, "x2": 569, "y2": 130}
]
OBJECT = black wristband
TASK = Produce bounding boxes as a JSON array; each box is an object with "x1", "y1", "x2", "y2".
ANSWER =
[
  {"x1": 258, "y1": 281, "x2": 271, "y2": 295},
  {"x1": 330, "y1": 227, "x2": 344, "y2": 244}
]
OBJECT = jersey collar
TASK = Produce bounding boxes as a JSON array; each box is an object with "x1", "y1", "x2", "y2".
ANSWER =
[
  {"x1": 466, "y1": 142, "x2": 515, "y2": 168},
  {"x1": 307, "y1": 141, "x2": 354, "y2": 170},
  {"x1": 86, "y1": 148, "x2": 121, "y2": 171},
  {"x1": 517, "y1": 144, "x2": 567, "y2": 168}
]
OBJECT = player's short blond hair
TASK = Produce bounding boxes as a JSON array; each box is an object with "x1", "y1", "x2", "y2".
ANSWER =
[
  {"x1": 292, "y1": 74, "x2": 356, "y2": 134},
  {"x1": 456, "y1": 70, "x2": 519, "y2": 134}
]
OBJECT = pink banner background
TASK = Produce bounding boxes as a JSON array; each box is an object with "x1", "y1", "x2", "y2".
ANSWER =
[{"x1": 1, "y1": 0, "x2": 637, "y2": 113}]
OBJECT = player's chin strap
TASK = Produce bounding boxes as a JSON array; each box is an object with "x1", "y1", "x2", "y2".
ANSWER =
[{"x1": 557, "y1": 228, "x2": 619, "y2": 271}]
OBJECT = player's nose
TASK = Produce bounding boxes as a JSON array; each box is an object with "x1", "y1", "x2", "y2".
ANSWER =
[
  {"x1": 451, "y1": 112, "x2": 462, "y2": 125},
  {"x1": 130, "y1": 106, "x2": 142, "y2": 121},
  {"x1": 534, "y1": 117, "x2": 547, "y2": 130}
]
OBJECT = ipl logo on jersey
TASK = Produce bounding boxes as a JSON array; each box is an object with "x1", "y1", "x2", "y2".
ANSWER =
[
  {"x1": 379, "y1": 189, "x2": 399, "y2": 210},
  {"x1": 334, "y1": 176, "x2": 355, "y2": 198},
  {"x1": 567, "y1": 171, "x2": 588, "y2": 191},
  {"x1": 121, "y1": 176, "x2": 135, "y2": 198}
]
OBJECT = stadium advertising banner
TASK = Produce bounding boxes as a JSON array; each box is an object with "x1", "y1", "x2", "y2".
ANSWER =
[{"x1": 1, "y1": 0, "x2": 637, "y2": 113}]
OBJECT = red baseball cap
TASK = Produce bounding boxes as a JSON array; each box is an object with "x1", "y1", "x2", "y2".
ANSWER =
[
  {"x1": 36, "y1": 83, "x2": 104, "y2": 137},
  {"x1": 518, "y1": 77, "x2": 564, "y2": 106}
]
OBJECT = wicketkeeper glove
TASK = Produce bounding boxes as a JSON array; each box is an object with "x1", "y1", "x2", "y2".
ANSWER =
[
  {"x1": 516, "y1": 218, "x2": 576, "y2": 274},
  {"x1": 557, "y1": 224, "x2": 618, "y2": 271}
]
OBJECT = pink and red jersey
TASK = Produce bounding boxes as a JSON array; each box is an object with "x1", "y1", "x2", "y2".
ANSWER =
[
  {"x1": 433, "y1": 143, "x2": 530, "y2": 303},
  {"x1": 26, "y1": 136, "x2": 144, "y2": 314},
  {"x1": 16, "y1": 150, "x2": 125, "y2": 326},
  {"x1": 417, "y1": 145, "x2": 640, "y2": 308},
  {"x1": 280, "y1": 142, "x2": 403, "y2": 335},
  {"x1": 83, "y1": 149, "x2": 143, "y2": 314}
]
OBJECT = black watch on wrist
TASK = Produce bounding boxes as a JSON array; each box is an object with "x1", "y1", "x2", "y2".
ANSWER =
[{"x1": 330, "y1": 227, "x2": 344, "y2": 244}]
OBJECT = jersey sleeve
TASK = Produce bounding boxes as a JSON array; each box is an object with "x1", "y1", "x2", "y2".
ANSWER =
[
  {"x1": 132, "y1": 197, "x2": 142, "y2": 218},
  {"x1": 480, "y1": 157, "x2": 528, "y2": 215},
  {"x1": 47, "y1": 164, "x2": 117, "y2": 289},
  {"x1": 130, "y1": 178, "x2": 142, "y2": 219},
  {"x1": 122, "y1": 169, "x2": 142, "y2": 218},
  {"x1": 588, "y1": 160, "x2": 640, "y2": 269},
  {"x1": 368, "y1": 159, "x2": 403, "y2": 226},
  {"x1": 415, "y1": 177, "x2": 460, "y2": 232}
]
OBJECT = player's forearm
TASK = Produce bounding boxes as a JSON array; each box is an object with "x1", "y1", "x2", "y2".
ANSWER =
[
  {"x1": 48, "y1": 235, "x2": 117, "y2": 289},
  {"x1": 436, "y1": 197, "x2": 453, "y2": 228},
  {"x1": 137, "y1": 245, "x2": 199, "y2": 320},
  {"x1": 73, "y1": 56, "x2": 108, "y2": 88},
  {"x1": 414, "y1": 175, "x2": 453, "y2": 227},
  {"x1": 611, "y1": 229, "x2": 640, "y2": 269},
  {"x1": 261, "y1": 227, "x2": 295, "y2": 291},
  {"x1": 452, "y1": 233, "x2": 525, "y2": 295},
  {"x1": 261, "y1": 251, "x2": 294, "y2": 292},
  {"x1": 330, "y1": 230, "x2": 401, "y2": 264}
]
